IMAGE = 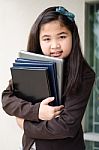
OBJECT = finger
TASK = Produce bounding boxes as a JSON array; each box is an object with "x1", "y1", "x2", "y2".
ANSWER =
[
  {"x1": 54, "y1": 105, "x2": 64, "y2": 112},
  {"x1": 55, "y1": 115, "x2": 60, "y2": 118},
  {"x1": 54, "y1": 110, "x2": 62, "y2": 117},
  {"x1": 42, "y1": 97, "x2": 55, "y2": 105}
]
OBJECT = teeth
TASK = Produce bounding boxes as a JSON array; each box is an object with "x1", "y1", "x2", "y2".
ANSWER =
[
  {"x1": 51, "y1": 51, "x2": 62, "y2": 54},
  {"x1": 51, "y1": 51, "x2": 62, "y2": 57}
]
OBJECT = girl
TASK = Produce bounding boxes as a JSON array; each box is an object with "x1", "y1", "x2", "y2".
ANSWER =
[{"x1": 2, "y1": 6, "x2": 95, "y2": 150}]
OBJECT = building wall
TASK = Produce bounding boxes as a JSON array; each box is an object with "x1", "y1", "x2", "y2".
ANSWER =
[{"x1": 0, "y1": 0, "x2": 85, "y2": 149}]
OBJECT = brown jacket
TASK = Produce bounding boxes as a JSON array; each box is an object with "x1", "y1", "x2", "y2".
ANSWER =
[{"x1": 1, "y1": 60, "x2": 95, "y2": 150}]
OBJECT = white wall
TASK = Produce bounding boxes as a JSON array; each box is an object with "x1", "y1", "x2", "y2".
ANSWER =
[{"x1": 0, "y1": 0, "x2": 85, "y2": 149}]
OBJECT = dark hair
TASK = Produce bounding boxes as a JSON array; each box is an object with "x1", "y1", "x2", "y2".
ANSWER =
[{"x1": 27, "y1": 6, "x2": 83, "y2": 97}]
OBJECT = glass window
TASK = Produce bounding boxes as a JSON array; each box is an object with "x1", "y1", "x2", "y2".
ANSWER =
[{"x1": 85, "y1": 2, "x2": 99, "y2": 150}]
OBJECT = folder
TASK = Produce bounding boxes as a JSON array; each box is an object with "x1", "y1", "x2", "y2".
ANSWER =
[
  {"x1": 11, "y1": 67, "x2": 52, "y2": 105},
  {"x1": 13, "y1": 59, "x2": 59, "y2": 105},
  {"x1": 18, "y1": 50, "x2": 63, "y2": 102}
]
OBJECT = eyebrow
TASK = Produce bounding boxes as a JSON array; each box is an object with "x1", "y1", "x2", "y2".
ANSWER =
[
  {"x1": 41, "y1": 32, "x2": 68, "y2": 38},
  {"x1": 57, "y1": 32, "x2": 68, "y2": 35},
  {"x1": 41, "y1": 35, "x2": 50, "y2": 38}
]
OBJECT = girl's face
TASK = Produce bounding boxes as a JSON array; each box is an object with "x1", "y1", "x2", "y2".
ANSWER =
[{"x1": 39, "y1": 20, "x2": 72, "y2": 59}]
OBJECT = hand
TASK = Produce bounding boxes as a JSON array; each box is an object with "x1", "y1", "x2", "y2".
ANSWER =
[
  {"x1": 16, "y1": 117, "x2": 24, "y2": 129},
  {"x1": 39, "y1": 97, "x2": 64, "y2": 120}
]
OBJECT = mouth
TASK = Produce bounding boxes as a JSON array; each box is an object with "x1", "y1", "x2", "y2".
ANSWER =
[{"x1": 50, "y1": 51, "x2": 63, "y2": 57}]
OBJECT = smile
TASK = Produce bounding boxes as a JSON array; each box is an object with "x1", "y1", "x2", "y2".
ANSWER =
[{"x1": 50, "y1": 51, "x2": 63, "y2": 57}]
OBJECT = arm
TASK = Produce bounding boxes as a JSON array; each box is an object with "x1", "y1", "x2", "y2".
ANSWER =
[
  {"x1": 1, "y1": 80, "x2": 40, "y2": 122},
  {"x1": 23, "y1": 62, "x2": 95, "y2": 139},
  {"x1": 2, "y1": 80, "x2": 63, "y2": 122},
  {"x1": 16, "y1": 97, "x2": 64, "y2": 129}
]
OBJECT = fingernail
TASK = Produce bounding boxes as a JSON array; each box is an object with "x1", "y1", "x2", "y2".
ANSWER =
[{"x1": 51, "y1": 97, "x2": 55, "y2": 100}]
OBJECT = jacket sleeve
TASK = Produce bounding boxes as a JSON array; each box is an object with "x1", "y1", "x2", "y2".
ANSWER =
[
  {"x1": 1, "y1": 80, "x2": 40, "y2": 122},
  {"x1": 23, "y1": 62, "x2": 95, "y2": 139}
]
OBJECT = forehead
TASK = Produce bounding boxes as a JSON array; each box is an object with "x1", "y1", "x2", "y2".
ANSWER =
[{"x1": 40, "y1": 20, "x2": 70, "y2": 35}]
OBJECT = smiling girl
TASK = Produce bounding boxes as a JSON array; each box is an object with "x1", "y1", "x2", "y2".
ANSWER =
[{"x1": 2, "y1": 6, "x2": 95, "y2": 150}]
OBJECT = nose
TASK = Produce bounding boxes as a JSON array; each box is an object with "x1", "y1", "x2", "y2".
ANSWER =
[{"x1": 50, "y1": 39, "x2": 60, "y2": 49}]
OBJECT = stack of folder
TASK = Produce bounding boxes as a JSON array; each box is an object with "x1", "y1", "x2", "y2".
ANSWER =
[{"x1": 10, "y1": 50, "x2": 63, "y2": 106}]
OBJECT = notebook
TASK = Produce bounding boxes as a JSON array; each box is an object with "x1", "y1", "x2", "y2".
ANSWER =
[
  {"x1": 13, "y1": 59, "x2": 59, "y2": 105},
  {"x1": 11, "y1": 67, "x2": 52, "y2": 105},
  {"x1": 18, "y1": 50, "x2": 63, "y2": 102}
]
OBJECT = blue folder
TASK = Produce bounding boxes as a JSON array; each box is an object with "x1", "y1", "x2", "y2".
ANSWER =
[{"x1": 12, "y1": 58, "x2": 59, "y2": 105}]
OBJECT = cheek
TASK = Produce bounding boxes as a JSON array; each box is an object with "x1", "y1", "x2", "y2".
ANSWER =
[
  {"x1": 40, "y1": 42, "x2": 50, "y2": 55},
  {"x1": 63, "y1": 40, "x2": 72, "y2": 56},
  {"x1": 67, "y1": 41, "x2": 72, "y2": 53}
]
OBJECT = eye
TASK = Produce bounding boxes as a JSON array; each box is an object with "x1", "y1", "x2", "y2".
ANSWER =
[
  {"x1": 60, "y1": 35, "x2": 67, "y2": 39},
  {"x1": 43, "y1": 38, "x2": 50, "y2": 41}
]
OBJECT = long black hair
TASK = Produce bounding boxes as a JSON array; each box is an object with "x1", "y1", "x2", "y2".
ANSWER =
[{"x1": 27, "y1": 6, "x2": 83, "y2": 97}]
